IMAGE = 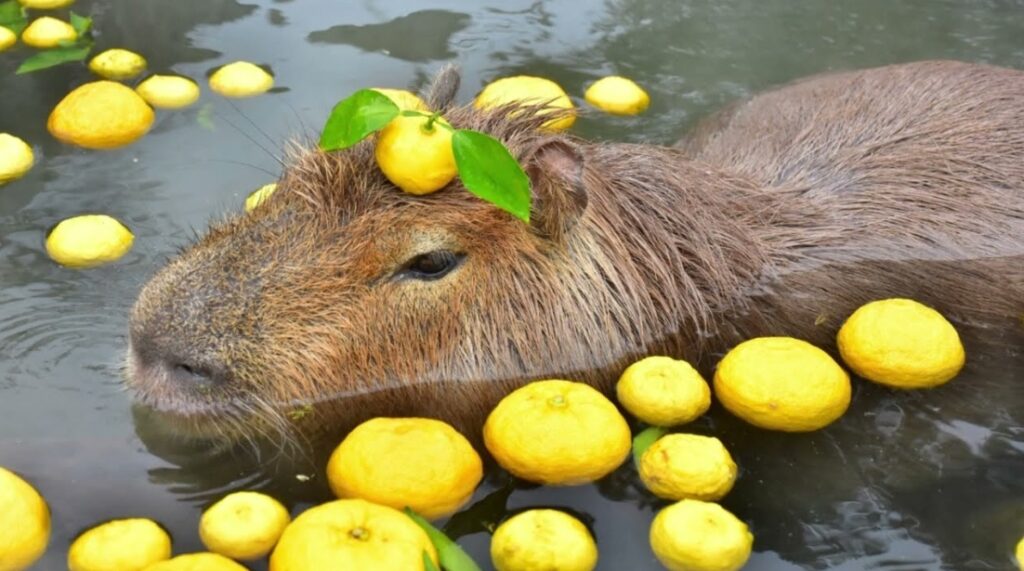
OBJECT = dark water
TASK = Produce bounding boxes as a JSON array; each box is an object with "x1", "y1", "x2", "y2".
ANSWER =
[{"x1": 2, "y1": 0, "x2": 1023, "y2": 569}]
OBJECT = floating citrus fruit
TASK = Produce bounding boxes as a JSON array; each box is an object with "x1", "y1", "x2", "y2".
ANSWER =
[
  {"x1": 48, "y1": 81, "x2": 154, "y2": 149},
  {"x1": 0, "y1": 467, "x2": 50, "y2": 571},
  {"x1": 372, "y1": 88, "x2": 428, "y2": 111},
  {"x1": 199, "y1": 491, "x2": 290, "y2": 561},
  {"x1": 484, "y1": 379, "x2": 631, "y2": 485},
  {"x1": 68, "y1": 518, "x2": 171, "y2": 571},
  {"x1": 45, "y1": 214, "x2": 134, "y2": 269},
  {"x1": 0, "y1": 134, "x2": 34, "y2": 185},
  {"x1": 375, "y1": 114, "x2": 456, "y2": 195},
  {"x1": 20, "y1": 16, "x2": 75, "y2": 48},
  {"x1": 475, "y1": 75, "x2": 576, "y2": 131},
  {"x1": 491, "y1": 509, "x2": 597, "y2": 571},
  {"x1": 18, "y1": 0, "x2": 75, "y2": 8},
  {"x1": 135, "y1": 75, "x2": 201, "y2": 109},
  {"x1": 244, "y1": 183, "x2": 277, "y2": 211},
  {"x1": 714, "y1": 337, "x2": 851, "y2": 432},
  {"x1": 0, "y1": 27, "x2": 15, "y2": 52},
  {"x1": 838, "y1": 298, "x2": 965, "y2": 389},
  {"x1": 209, "y1": 61, "x2": 274, "y2": 98},
  {"x1": 616, "y1": 356, "x2": 710, "y2": 426},
  {"x1": 639, "y1": 433, "x2": 737, "y2": 501},
  {"x1": 1016, "y1": 537, "x2": 1024, "y2": 571},
  {"x1": 88, "y1": 49, "x2": 147, "y2": 80},
  {"x1": 650, "y1": 499, "x2": 753, "y2": 571},
  {"x1": 269, "y1": 499, "x2": 437, "y2": 571},
  {"x1": 585, "y1": 76, "x2": 650, "y2": 115},
  {"x1": 142, "y1": 553, "x2": 247, "y2": 571},
  {"x1": 327, "y1": 417, "x2": 482, "y2": 520}
]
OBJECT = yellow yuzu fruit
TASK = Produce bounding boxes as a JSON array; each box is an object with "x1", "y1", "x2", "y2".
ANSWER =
[
  {"x1": 650, "y1": 499, "x2": 753, "y2": 571},
  {"x1": 0, "y1": 467, "x2": 50, "y2": 571},
  {"x1": 68, "y1": 518, "x2": 171, "y2": 571},
  {"x1": 584, "y1": 75, "x2": 650, "y2": 115},
  {"x1": 135, "y1": 75, "x2": 201, "y2": 109},
  {"x1": 714, "y1": 337, "x2": 851, "y2": 432},
  {"x1": 88, "y1": 49, "x2": 147, "y2": 80},
  {"x1": 616, "y1": 356, "x2": 710, "y2": 426},
  {"x1": 639, "y1": 433, "x2": 737, "y2": 501},
  {"x1": 0, "y1": 27, "x2": 16, "y2": 52},
  {"x1": 48, "y1": 81, "x2": 154, "y2": 149},
  {"x1": 142, "y1": 553, "x2": 247, "y2": 571},
  {"x1": 199, "y1": 491, "x2": 290, "y2": 561},
  {"x1": 474, "y1": 75, "x2": 576, "y2": 131},
  {"x1": 0, "y1": 133, "x2": 34, "y2": 185},
  {"x1": 20, "y1": 16, "x2": 75, "y2": 48},
  {"x1": 45, "y1": 214, "x2": 134, "y2": 269},
  {"x1": 209, "y1": 61, "x2": 274, "y2": 98},
  {"x1": 18, "y1": 0, "x2": 75, "y2": 8},
  {"x1": 269, "y1": 499, "x2": 437, "y2": 571},
  {"x1": 372, "y1": 88, "x2": 428, "y2": 111},
  {"x1": 244, "y1": 183, "x2": 277, "y2": 211},
  {"x1": 375, "y1": 114, "x2": 456, "y2": 195},
  {"x1": 483, "y1": 379, "x2": 631, "y2": 485},
  {"x1": 491, "y1": 509, "x2": 598, "y2": 571},
  {"x1": 838, "y1": 298, "x2": 965, "y2": 388},
  {"x1": 326, "y1": 417, "x2": 482, "y2": 520}
]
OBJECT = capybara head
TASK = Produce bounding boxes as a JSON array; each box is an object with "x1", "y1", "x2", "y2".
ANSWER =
[{"x1": 127, "y1": 66, "x2": 690, "y2": 442}]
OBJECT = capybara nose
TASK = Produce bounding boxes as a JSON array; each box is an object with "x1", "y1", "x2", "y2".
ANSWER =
[{"x1": 164, "y1": 359, "x2": 224, "y2": 388}]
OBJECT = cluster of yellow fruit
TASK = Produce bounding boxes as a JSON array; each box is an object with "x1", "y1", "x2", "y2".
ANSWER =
[{"x1": 2, "y1": 5, "x2": 278, "y2": 268}]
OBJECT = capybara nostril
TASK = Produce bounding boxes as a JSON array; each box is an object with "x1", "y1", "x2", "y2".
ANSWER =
[{"x1": 168, "y1": 361, "x2": 220, "y2": 388}]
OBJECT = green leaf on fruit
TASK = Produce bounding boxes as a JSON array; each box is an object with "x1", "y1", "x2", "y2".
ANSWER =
[
  {"x1": 319, "y1": 89, "x2": 400, "y2": 151},
  {"x1": 423, "y1": 551, "x2": 441, "y2": 571},
  {"x1": 0, "y1": 0, "x2": 27, "y2": 35},
  {"x1": 632, "y1": 425, "x2": 669, "y2": 466},
  {"x1": 452, "y1": 129, "x2": 531, "y2": 222},
  {"x1": 405, "y1": 507, "x2": 482, "y2": 571},
  {"x1": 16, "y1": 42, "x2": 93, "y2": 74}
]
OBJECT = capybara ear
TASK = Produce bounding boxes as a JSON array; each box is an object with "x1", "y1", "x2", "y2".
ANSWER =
[
  {"x1": 526, "y1": 138, "x2": 587, "y2": 240},
  {"x1": 424, "y1": 63, "x2": 461, "y2": 111}
]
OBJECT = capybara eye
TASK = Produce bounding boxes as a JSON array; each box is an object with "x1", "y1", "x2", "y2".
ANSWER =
[{"x1": 396, "y1": 250, "x2": 464, "y2": 282}]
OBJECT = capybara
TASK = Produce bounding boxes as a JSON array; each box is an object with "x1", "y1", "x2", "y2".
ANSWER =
[{"x1": 126, "y1": 60, "x2": 1023, "y2": 443}]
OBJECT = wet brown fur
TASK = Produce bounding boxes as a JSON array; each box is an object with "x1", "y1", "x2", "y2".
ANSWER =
[{"x1": 127, "y1": 60, "x2": 1024, "y2": 442}]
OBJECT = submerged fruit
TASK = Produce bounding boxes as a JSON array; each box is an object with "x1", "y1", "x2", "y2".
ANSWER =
[
  {"x1": 375, "y1": 114, "x2": 456, "y2": 195},
  {"x1": 714, "y1": 337, "x2": 851, "y2": 432},
  {"x1": 269, "y1": 499, "x2": 437, "y2": 571},
  {"x1": 474, "y1": 75, "x2": 576, "y2": 131},
  {"x1": 20, "y1": 16, "x2": 75, "y2": 48},
  {"x1": 372, "y1": 88, "x2": 428, "y2": 111},
  {"x1": 650, "y1": 499, "x2": 753, "y2": 571},
  {"x1": 0, "y1": 467, "x2": 50, "y2": 571},
  {"x1": 142, "y1": 553, "x2": 247, "y2": 571},
  {"x1": 0, "y1": 134, "x2": 34, "y2": 185},
  {"x1": 484, "y1": 379, "x2": 631, "y2": 485},
  {"x1": 639, "y1": 433, "x2": 737, "y2": 501},
  {"x1": 326, "y1": 417, "x2": 482, "y2": 520},
  {"x1": 490, "y1": 509, "x2": 598, "y2": 571},
  {"x1": 616, "y1": 356, "x2": 710, "y2": 426},
  {"x1": 48, "y1": 81, "x2": 154, "y2": 149},
  {"x1": 88, "y1": 49, "x2": 147, "y2": 80},
  {"x1": 135, "y1": 75, "x2": 201, "y2": 109},
  {"x1": 209, "y1": 61, "x2": 274, "y2": 98},
  {"x1": 199, "y1": 491, "x2": 290, "y2": 561},
  {"x1": 838, "y1": 298, "x2": 965, "y2": 389},
  {"x1": 45, "y1": 214, "x2": 134, "y2": 269},
  {"x1": 584, "y1": 75, "x2": 650, "y2": 115},
  {"x1": 244, "y1": 182, "x2": 277, "y2": 211},
  {"x1": 68, "y1": 518, "x2": 171, "y2": 571}
]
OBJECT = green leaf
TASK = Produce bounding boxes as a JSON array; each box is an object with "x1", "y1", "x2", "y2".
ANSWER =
[
  {"x1": 16, "y1": 42, "x2": 93, "y2": 74},
  {"x1": 196, "y1": 103, "x2": 216, "y2": 131},
  {"x1": 0, "y1": 0, "x2": 27, "y2": 35},
  {"x1": 452, "y1": 129, "x2": 531, "y2": 222},
  {"x1": 319, "y1": 88, "x2": 399, "y2": 151},
  {"x1": 405, "y1": 508, "x2": 482, "y2": 571},
  {"x1": 69, "y1": 11, "x2": 92, "y2": 36},
  {"x1": 423, "y1": 551, "x2": 441, "y2": 571},
  {"x1": 632, "y1": 425, "x2": 669, "y2": 466}
]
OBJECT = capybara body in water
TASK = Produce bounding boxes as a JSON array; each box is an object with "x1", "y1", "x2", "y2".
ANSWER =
[{"x1": 126, "y1": 60, "x2": 1023, "y2": 442}]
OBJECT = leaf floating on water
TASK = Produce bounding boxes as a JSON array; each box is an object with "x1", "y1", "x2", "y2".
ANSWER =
[
  {"x1": 319, "y1": 89, "x2": 399, "y2": 151},
  {"x1": 452, "y1": 129, "x2": 531, "y2": 223},
  {"x1": 196, "y1": 103, "x2": 216, "y2": 131},
  {"x1": 16, "y1": 43, "x2": 93, "y2": 74},
  {"x1": 69, "y1": 11, "x2": 92, "y2": 36},
  {"x1": 632, "y1": 425, "x2": 669, "y2": 467},
  {"x1": 405, "y1": 507, "x2": 482, "y2": 571}
]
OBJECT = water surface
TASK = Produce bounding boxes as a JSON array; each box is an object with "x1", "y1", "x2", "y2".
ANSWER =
[{"x1": 2, "y1": 1, "x2": 1023, "y2": 569}]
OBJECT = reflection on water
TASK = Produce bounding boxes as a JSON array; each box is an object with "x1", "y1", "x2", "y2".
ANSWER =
[{"x1": 1, "y1": 0, "x2": 1023, "y2": 569}]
